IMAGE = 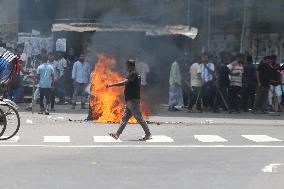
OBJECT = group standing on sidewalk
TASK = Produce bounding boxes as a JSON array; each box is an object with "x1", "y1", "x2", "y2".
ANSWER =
[{"x1": 169, "y1": 52, "x2": 284, "y2": 115}]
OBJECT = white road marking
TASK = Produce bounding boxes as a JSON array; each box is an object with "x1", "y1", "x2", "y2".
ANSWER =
[
  {"x1": 1, "y1": 144, "x2": 284, "y2": 148},
  {"x1": 242, "y1": 135, "x2": 282, "y2": 142},
  {"x1": 93, "y1": 136, "x2": 121, "y2": 143},
  {"x1": 262, "y1": 163, "x2": 284, "y2": 173},
  {"x1": 44, "y1": 136, "x2": 70, "y2": 143},
  {"x1": 0, "y1": 136, "x2": 20, "y2": 142},
  {"x1": 146, "y1": 135, "x2": 174, "y2": 143},
  {"x1": 194, "y1": 135, "x2": 228, "y2": 142}
]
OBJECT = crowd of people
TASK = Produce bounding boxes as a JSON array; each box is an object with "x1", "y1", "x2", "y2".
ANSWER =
[
  {"x1": 1, "y1": 43, "x2": 91, "y2": 115},
  {"x1": 169, "y1": 52, "x2": 284, "y2": 114},
  {"x1": 3, "y1": 42, "x2": 284, "y2": 116}
]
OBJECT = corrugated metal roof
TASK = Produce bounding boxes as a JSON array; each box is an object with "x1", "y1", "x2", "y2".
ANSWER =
[{"x1": 51, "y1": 23, "x2": 198, "y2": 39}]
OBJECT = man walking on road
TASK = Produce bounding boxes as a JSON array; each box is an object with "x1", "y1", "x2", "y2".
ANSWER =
[
  {"x1": 71, "y1": 53, "x2": 91, "y2": 109},
  {"x1": 107, "y1": 59, "x2": 152, "y2": 141}
]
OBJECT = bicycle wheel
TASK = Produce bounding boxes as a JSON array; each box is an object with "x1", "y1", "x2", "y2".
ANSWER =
[
  {"x1": 0, "y1": 104, "x2": 20, "y2": 140},
  {"x1": 0, "y1": 108, "x2": 7, "y2": 137}
]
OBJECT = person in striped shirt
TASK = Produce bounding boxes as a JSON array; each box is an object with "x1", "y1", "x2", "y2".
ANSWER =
[{"x1": 227, "y1": 54, "x2": 244, "y2": 113}]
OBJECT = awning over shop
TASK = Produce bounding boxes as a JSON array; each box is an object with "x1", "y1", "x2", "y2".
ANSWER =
[{"x1": 51, "y1": 23, "x2": 198, "y2": 39}]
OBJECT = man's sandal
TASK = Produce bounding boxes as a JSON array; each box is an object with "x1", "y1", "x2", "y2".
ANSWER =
[
  {"x1": 109, "y1": 133, "x2": 119, "y2": 140},
  {"x1": 139, "y1": 135, "x2": 152, "y2": 141}
]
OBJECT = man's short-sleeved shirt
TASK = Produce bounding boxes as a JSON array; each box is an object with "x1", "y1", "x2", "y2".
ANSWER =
[
  {"x1": 218, "y1": 65, "x2": 230, "y2": 88},
  {"x1": 124, "y1": 71, "x2": 141, "y2": 101},
  {"x1": 227, "y1": 61, "x2": 244, "y2": 87},
  {"x1": 190, "y1": 63, "x2": 202, "y2": 87},
  {"x1": 136, "y1": 61, "x2": 150, "y2": 86},
  {"x1": 200, "y1": 63, "x2": 215, "y2": 83},
  {"x1": 257, "y1": 62, "x2": 273, "y2": 87},
  {"x1": 57, "y1": 58, "x2": 67, "y2": 78},
  {"x1": 37, "y1": 63, "x2": 54, "y2": 88}
]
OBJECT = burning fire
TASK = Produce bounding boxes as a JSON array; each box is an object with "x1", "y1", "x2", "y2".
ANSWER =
[{"x1": 89, "y1": 54, "x2": 150, "y2": 123}]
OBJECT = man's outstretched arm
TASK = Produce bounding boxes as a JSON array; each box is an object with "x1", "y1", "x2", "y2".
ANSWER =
[{"x1": 107, "y1": 79, "x2": 128, "y2": 88}]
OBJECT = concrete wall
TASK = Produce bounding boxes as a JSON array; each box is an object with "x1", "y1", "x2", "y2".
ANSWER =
[
  {"x1": 54, "y1": 0, "x2": 188, "y2": 25},
  {"x1": 0, "y1": 0, "x2": 19, "y2": 33}
]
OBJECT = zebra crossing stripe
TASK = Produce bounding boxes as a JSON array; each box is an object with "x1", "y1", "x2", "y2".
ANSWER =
[
  {"x1": 242, "y1": 135, "x2": 282, "y2": 142},
  {"x1": 146, "y1": 135, "x2": 174, "y2": 143},
  {"x1": 44, "y1": 136, "x2": 71, "y2": 143},
  {"x1": 194, "y1": 135, "x2": 228, "y2": 143},
  {"x1": 0, "y1": 136, "x2": 20, "y2": 142},
  {"x1": 93, "y1": 136, "x2": 122, "y2": 143}
]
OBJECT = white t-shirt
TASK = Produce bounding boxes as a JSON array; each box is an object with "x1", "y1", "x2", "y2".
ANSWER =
[
  {"x1": 190, "y1": 62, "x2": 202, "y2": 87},
  {"x1": 136, "y1": 61, "x2": 150, "y2": 86},
  {"x1": 20, "y1": 53, "x2": 28, "y2": 76},
  {"x1": 56, "y1": 58, "x2": 67, "y2": 78}
]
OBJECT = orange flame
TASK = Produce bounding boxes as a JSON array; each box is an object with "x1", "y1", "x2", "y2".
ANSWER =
[{"x1": 90, "y1": 54, "x2": 150, "y2": 123}]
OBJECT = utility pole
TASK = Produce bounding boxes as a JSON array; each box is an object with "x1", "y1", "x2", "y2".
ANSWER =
[
  {"x1": 202, "y1": 0, "x2": 211, "y2": 53},
  {"x1": 187, "y1": 0, "x2": 191, "y2": 26},
  {"x1": 240, "y1": 0, "x2": 253, "y2": 55}
]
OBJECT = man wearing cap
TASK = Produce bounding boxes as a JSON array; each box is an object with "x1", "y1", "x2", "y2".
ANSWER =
[{"x1": 107, "y1": 59, "x2": 152, "y2": 141}]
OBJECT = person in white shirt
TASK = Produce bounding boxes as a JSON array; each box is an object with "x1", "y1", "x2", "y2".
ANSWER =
[
  {"x1": 71, "y1": 53, "x2": 91, "y2": 109},
  {"x1": 168, "y1": 60, "x2": 184, "y2": 111},
  {"x1": 188, "y1": 59, "x2": 202, "y2": 112},
  {"x1": 56, "y1": 52, "x2": 67, "y2": 104},
  {"x1": 135, "y1": 60, "x2": 150, "y2": 87},
  {"x1": 47, "y1": 53, "x2": 58, "y2": 111}
]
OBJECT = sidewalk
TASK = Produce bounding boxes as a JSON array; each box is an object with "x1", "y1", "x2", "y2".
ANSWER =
[
  {"x1": 150, "y1": 106, "x2": 284, "y2": 126},
  {"x1": 18, "y1": 103, "x2": 284, "y2": 126}
]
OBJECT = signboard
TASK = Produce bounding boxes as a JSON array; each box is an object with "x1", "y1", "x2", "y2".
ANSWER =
[
  {"x1": 55, "y1": 38, "x2": 66, "y2": 52},
  {"x1": 17, "y1": 36, "x2": 53, "y2": 56}
]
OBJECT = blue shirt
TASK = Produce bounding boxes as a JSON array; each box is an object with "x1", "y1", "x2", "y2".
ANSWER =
[
  {"x1": 37, "y1": 63, "x2": 55, "y2": 88},
  {"x1": 72, "y1": 61, "x2": 91, "y2": 84},
  {"x1": 201, "y1": 63, "x2": 215, "y2": 83}
]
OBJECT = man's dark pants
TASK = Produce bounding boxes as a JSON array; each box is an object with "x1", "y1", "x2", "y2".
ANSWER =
[
  {"x1": 242, "y1": 84, "x2": 256, "y2": 111},
  {"x1": 229, "y1": 86, "x2": 242, "y2": 111},
  {"x1": 202, "y1": 81, "x2": 216, "y2": 109},
  {"x1": 213, "y1": 87, "x2": 230, "y2": 111},
  {"x1": 117, "y1": 99, "x2": 150, "y2": 135},
  {"x1": 72, "y1": 82, "x2": 88, "y2": 107},
  {"x1": 39, "y1": 88, "x2": 51, "y2": 110},
  {"x1": 189, "y1": 86, "x2": 202, "y2": 111},
  {"x1": 253, "y1": 86, "x2": 269, "y2": 112}
]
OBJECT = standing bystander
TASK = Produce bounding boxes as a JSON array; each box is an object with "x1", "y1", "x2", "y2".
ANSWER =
[
  {"x1": 168, "y1": 60, "x2": 184, "y2": 111},
  {"x1": 242, "y1": 55, "x2": 256, "y2": 112},
  {"x1": 188, "y1": 58, "x2": 202, "y2": 112},
  {"x1": 71, "y1": 53, "x2": 91, "y2": 109},
  {"x1": 56, "y1": 52, "x2": 67, "y2": 104},
  {"x1": 37, "y1": 55, "x2": 55, "y2": 115},
  {"x1": 200, "y1": 53, "x2": 216, "y2": 110},
  {"x1": 253, "y1": 56, "x2": 274, "y2": 114},
  {"x1": 227, "y1": 54, "x2": 244, "y2": 113}
]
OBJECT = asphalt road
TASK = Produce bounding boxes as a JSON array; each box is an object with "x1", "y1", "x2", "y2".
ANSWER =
[{"x1": 1, "y1": 105, "x2": 284, "y2": 189}]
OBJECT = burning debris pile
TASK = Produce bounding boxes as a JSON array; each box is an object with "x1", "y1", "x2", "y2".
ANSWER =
[{"x1": 89, "y1": 54, "x2": 150, "y2": 123}]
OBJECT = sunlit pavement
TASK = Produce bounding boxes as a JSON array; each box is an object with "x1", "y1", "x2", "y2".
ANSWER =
[{"x1": 1, "y1": 104, "x2": 284, "y2": 189}]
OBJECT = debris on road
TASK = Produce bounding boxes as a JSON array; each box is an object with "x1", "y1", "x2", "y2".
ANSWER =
[
  {"x1": 26, "y1": 119, "x2": 33, "y2": 124},
  {"x1": 201, "y1": 120, "x2": 214, "y2": 124}
]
